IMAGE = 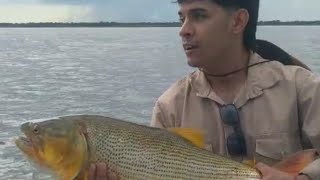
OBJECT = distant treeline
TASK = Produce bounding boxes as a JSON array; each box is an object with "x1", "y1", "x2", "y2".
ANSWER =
[
  {"x1": 0, "y1": 22, "x2": 180, "y2": 28},
  {"x1": 0, "y1": 20, "x2": 319, "y2": 28},
  {"x1": 259, "y1": 20, "x2": 320, "y2": 26}
]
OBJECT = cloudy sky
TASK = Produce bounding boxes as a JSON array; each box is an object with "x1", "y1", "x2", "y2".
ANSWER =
[{"x1": 0, "y1": 0, "x2": 319, "y2": 23}]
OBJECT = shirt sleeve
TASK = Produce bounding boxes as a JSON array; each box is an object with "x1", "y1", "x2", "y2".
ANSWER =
[
  {"x1": 300, "y1": 159, "x2": 320, "y2": 180},
  {"x1": 150, "y1": 100, "x2": 174, "y2": 128},
  {"x1": 150, "y1": 101, "x2": 165, "y2": 128},
  {"x1": 296, "y1": 68, "x2": 320, "y2": 180}
]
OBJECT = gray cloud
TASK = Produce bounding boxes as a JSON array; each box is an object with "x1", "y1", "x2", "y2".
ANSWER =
[
  {"x1": 0, "y1": 0, "x2": 319, "y2": 22},
  {"x1": 31, "y1": 0, "x2": 179, "y2": 22},
  {"x1": 37, "y1": 0, "x2": 92, "y2": 5},
  {"x1": 86, "y1": 1, "x2": 178, "y2": 22},
  {"x1": 259, "y1": 0, "x2": 320, "y2": 21}
]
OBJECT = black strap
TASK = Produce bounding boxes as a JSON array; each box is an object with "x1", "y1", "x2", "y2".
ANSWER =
[{"x1": 199, "y1": 60, "x2": 270, "y2": 77}]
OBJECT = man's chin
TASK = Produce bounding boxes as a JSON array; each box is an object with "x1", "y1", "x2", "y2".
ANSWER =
[{"x1": 187, "y1": 59, "x2": 200, "y2": 68}]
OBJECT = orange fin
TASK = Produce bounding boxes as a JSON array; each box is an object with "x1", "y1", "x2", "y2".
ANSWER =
[
  {"x1": 273, "y1": 149, "x2": 319, "y2": 176},
  {"x1": 242, "y1": 158, "x2": 256, "y2": 168},
  {"x1": 168, "y1": 128, "x2": 205, "y2": 148},
  {"x1": 73, "y1": 169, "x2": 88, "y2": 180}
]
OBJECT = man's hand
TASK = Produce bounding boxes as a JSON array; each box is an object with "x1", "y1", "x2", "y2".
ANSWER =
[
  {"x1": 256, "y1": 162, "x2": 311, "y2": 180},
  {"x1": 88, "y1": 163, "x2": 119, "y2": 180}
]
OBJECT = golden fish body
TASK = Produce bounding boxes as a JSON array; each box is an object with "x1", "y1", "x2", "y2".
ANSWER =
[{"x1": 15, "y1": 115, "x2": 261, "y2": 180}]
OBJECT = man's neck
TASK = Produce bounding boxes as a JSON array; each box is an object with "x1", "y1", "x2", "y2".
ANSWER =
[
  {"x1": 204, "y1": 46, "x2": 250, "y2": 85},
  {"x1": 202, "y1": 47, "x2": 250, "y2": 103}
]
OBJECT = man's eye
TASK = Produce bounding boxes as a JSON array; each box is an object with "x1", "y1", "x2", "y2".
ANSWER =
[
  {"x1": 193, "y1": 13, "x2": 207, "y2": 21},
  {"x1": 179, "y1": 17, "x2": 185, "y2": 23}
]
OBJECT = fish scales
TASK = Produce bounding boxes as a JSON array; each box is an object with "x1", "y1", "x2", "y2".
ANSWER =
[
  {"x1": 16, "y1": 115, "x2": 317, "y2": 179},
  {"x1": 76, "y1": 115, "x2": 260, "y2": 180}
]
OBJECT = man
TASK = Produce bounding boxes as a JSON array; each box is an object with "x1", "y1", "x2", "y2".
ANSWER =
[
  {"x1": 89, "y1": 0, "x2": 320, "y2": 179},
  {"x1": 150, "y1": 0, "x2": 319, "y2": 180}
]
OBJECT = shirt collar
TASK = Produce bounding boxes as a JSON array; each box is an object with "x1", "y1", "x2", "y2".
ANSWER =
[{"x1": 189, "y1": 52, "x2": 282, "y2": 107}]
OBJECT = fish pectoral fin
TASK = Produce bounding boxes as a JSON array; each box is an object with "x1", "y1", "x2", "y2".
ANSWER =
[
  {"x1": 73, "y1": 169, "x2": 88, "y2": 180},
  {"x1": 168, "y1": 128, "x2": 205, "y2": 148},
  {"x1": 242, "y1": 159, "x2": 256, "y2": 168},
  {"x1": 272, "y1": 149, "x2": 319, "y2": 176}
]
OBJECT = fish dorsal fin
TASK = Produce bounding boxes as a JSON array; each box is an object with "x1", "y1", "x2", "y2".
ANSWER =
[
  {"x1": 168, "y1": 128, "x2": 205, "y2": 148},
  {"x1": 272, "y1": 149, "x2": 319, "y2": 176}
]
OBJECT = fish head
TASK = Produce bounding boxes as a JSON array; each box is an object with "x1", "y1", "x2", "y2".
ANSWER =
[{"x1": 15, "y1": 118, "x2": 88, "y2": 179}]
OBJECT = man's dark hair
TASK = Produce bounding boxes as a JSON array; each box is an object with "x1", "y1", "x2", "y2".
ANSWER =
[{"x1": 177, "y1": 0, "x2": 260, "y2": 51}]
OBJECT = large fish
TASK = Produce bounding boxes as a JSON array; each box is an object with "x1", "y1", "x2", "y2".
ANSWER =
[{"x1": 15, "y1": 115, "x2": 316, "y2": 180}]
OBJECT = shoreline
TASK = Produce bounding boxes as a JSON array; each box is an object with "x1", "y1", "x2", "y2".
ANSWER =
[{"x1": 0, "y1": 21, "x2": 320, "y2": 28}]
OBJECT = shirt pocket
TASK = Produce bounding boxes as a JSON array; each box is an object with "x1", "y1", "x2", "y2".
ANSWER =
[{"x1": 255, "y1": 135, "x2": 303, "y2": 165}]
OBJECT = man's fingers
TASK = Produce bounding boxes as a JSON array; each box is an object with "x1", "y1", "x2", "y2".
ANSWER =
[
  {"x1": 109, "y1": 172, "x2": 119, "y2": 180},
  {"x1": 255, "y1": 162, "x2": 271, "y2": 175},
  {"x1": 88, "y1": 164, "x2": 96, "y2": 180},
  {"x1": 96, "y1": 162, "x2": 108, "y2": 179},
  {"x1": 87, "y1": 163, "x2": 117, "y2": 180}
]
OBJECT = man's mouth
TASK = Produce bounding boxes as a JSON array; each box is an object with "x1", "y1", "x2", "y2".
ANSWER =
[{"x1": 183, "y1": 43, "x2": 198, "y2": 52}]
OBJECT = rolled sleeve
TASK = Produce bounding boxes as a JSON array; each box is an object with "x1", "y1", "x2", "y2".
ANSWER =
[
  {"x1": 300, "y1": 159, "x2": 320, "y2": 180},
  {"x1": 296, "y1": 68, "x2": 320, "y2": 179},
  {"x1": 150, "y1": 100, "x2": 175, "y2": 128},
  {"x1": 150, "y1": 101, "x2": 166, "y2": 128}
]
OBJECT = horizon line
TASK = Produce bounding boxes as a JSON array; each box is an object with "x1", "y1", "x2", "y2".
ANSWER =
[{"x1": 0, "y1": 20, "x2": 320, "y2": 24}]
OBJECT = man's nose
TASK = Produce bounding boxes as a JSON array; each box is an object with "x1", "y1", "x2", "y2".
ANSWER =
[{"x1": 179, "y1": 20, "x2": 194, "y2": 38}]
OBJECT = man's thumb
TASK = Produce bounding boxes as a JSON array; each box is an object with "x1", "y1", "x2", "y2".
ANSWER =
[{"x1": 255, "y1": 162, "x2": 271, "y2": 175}]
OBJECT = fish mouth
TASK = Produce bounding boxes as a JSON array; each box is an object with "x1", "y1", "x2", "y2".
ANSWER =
[
  {"x1": 15, "y1": 136, "x2": 34, "y2": 152},
  {"x1": 18, "y1": 136, "x2": 32, "y2": 146}
]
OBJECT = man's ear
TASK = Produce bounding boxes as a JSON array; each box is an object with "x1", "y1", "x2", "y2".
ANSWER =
[{"x1": 231, "y1": 8, "x2": 250, "y2": 34}]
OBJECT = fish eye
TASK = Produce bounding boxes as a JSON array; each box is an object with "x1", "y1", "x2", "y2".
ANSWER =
[{"x1": 33, "y1": 124, "x2": 40, "y2": 134}]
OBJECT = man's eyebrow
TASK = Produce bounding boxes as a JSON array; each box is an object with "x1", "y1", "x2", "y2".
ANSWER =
[
  {"x1": 178, "y1": 8, "x2": 207, "y2": 16},
  {"x1": 190, "y1": 8, "x2": 207, "y2": 13}
]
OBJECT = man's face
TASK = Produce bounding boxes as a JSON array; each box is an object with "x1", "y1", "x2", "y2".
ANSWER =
[{"x1": 178, "y1": 0, "x2": 235, "y2": 68}]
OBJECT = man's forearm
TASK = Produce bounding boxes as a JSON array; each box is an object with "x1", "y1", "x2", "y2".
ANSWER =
[
  {"x1": 299, "y1": 159, "x2": 320, "y2": 180},
  {"x1": 297, "y1": 174, "x2": 312, "y2": 180}
]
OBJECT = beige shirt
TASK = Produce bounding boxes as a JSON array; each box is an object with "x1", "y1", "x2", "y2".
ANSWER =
[{"x1": 150, "y1": 53, "x2": 320, "y2": 179}]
